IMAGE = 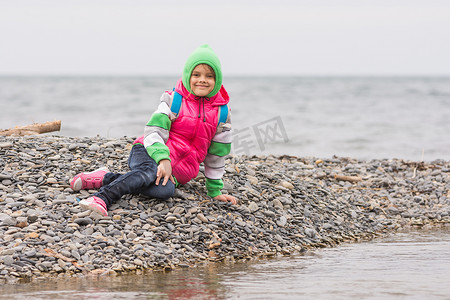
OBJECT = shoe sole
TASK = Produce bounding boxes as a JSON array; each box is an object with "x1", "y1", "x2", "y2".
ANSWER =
[
  {"x1": 71, "y1": 178, "x2": 83, "y2": 191},
  {"x1": 70, "y1": 167, "x2": 109, "y2": 191},
  {"x1": 79, "y1": 201, "x2": 108, "y2": 216}
]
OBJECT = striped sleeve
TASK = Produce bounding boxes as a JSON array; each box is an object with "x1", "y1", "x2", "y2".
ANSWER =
[
  {"x1": 205, "y1": 107, "x2": 232, "y2": 197},
  {"x1": 144, "y1": 92, "x2": 175, "y2": 164}
]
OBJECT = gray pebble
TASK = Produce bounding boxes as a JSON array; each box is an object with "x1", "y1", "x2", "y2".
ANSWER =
[
  {"x1": 0, "y1": 215, "x2": 16, "y2": 226},
  {"x1": 0, "y1": 173, "x2": 12, "y2": 180},
  {"x1": 24, "y1": 250, "x2": 37, "y2": 257},
  {"x1": 89, "y1": 144, "x2": 100, "y2": 151},
  {"x1": 277, "y1": 216, "x2": 287, "y2": 227},
  {"x1": 0, "y1": 142, "x2": 13, "y2": 148},
  {"x1": 2, "y1": 179, "x2": 12, "y2": 186},
  {"x1": 248, "y1": 202, "x2": 259, "y2": 213},
  {"x1": 74, "y1": 218, "x2": 93, "y2": 226},
  {"x1": 305, "y1": 228, "x2": 316, "y2": 238},
  {"x1": 3, "y1": 256, "x2": 14, "y2": 266}
]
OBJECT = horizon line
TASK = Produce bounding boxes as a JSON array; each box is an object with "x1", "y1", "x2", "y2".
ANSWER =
[{"x1": 1, "y1": 73, "x2": 450, "y2": 78}]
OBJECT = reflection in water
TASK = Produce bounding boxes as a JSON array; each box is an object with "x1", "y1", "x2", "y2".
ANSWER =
[
  {"x1": 0, "y1": 263, "x2": 229, "y2": 300},
  {"x1": 0, "y1": 229, "x2": 449, "y2": 299}
]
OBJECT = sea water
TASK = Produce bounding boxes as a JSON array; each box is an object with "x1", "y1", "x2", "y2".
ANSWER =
[
  {"x1": 0, "y1": 229, "x2": 448, "y2": 299},
  {"x1": 1, "y1": 76, "x2": 449, "y2": 161}
]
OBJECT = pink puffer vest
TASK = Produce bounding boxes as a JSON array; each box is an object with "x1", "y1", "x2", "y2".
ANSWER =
[{"x1": 135, "y1": 79, "x2": 229, "y2": 184}]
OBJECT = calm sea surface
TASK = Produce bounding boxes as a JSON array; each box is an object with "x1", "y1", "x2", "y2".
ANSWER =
[
  {"x1": 1, "y1": 76, "x2": 449, "y2": 161},
  {"x1": 0, "y1": 229, "x2": 448, "y2": 299}
]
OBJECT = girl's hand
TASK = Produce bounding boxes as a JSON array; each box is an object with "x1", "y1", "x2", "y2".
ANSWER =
[
  {"x1": 156, "y1": 159, "x2": 175, "y2": 186},
  {"x1": 214, "y1": 194, "x2": 237, "y2": 205}
]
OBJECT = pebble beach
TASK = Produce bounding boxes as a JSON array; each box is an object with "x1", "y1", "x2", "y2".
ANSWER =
[{"x1": 0, "y1": 135, "x2": 449, "y2": 284}]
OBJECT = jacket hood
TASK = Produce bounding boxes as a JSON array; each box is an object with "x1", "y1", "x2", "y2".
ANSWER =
[
  {"x1": 182, "y1": 44, "x2": 223, "y2": 98},
  {"x1": 175, "y1": 79, "x2": 229, "y2": 106}
]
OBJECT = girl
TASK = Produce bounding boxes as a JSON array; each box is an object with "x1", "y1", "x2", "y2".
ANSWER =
[{"x1": 70, "y1": 44, "x2": 236, "y2": 216}]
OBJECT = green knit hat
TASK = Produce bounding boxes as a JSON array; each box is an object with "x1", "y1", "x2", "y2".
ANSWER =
[{"x1": 182, "y1": 44, "x2": 222, "y2": 97}]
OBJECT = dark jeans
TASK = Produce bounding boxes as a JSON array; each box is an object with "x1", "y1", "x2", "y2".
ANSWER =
[{"x1": 94, "y1": 144, "x2": 175, "y2": 209}]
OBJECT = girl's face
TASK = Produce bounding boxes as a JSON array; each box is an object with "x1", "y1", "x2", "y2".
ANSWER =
[{"x1": 190, "y1": 64, "x2": 215, "y2": 97}]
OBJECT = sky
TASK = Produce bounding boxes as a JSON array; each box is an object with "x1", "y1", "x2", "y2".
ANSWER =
[{"x1": 1, "y1": 0, "x2": 450, "y2": 76}]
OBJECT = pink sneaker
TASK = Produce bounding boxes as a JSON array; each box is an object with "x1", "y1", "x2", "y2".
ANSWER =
[
  {"x1": 79, "y1": 196, "x2": 108, "y2": 216},
  {"x1": 70, "y1": 167, "x2": 109, "y2": 191}
]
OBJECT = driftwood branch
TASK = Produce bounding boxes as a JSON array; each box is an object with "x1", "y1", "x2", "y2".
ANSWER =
[{"x1": 0, "y1": 120, "x2": 61, "y2": 136}]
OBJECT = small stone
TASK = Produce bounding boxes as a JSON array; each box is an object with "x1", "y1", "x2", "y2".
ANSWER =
[
  {"x1": 3, "y1": 256, "x2": 14, "y2": 266},
  {"x1": 73, "y1": 218, "x2": 93, "y2": 226},
  {"x1": 89, "y1": 144, "x2": 100, "y2": 151},
  {"x1": 323, "y1": 223, "x2": 333, "y2": 230},
  {"x1": 246, "y1": 175, "x2": 259, "y2": 185},
  {"x1": 71, "y1": 250, "x2": 81, "y2": 260},
  {"x1": 272, "y1": 199, "x2": 284, "y2": 210},
  {"x1": 16, "y1": 221, "x2": 28, "y2": 228},
  {"x1": 24, "y1": 249, "x2": 37, "y2": 257},
  {"x1": 47, "y1": 178, "x2": 58, "y2": 184},
  {"x1": 26, "y1": 232, "x2": 40, "y2": 239},
  {"x1": 280, "y1": 181, "x2": 294, "y2": 190},
  {"x1": 277, "y1": 216, "x2": 287, "y2": 227},
  {"x1": 58, "y1": 259, "x2": 67, "y2": 269},
  {"x1": 2, "y1": 179, "x2": 12, "y2": 186},
  {"x1": 223, "y1": 182, "x2": 234, "y2": 191},
  {"x1": 197, "y1": 213, "x2": 208, "y2": 223},
  {"x1": 263, "y1": 210, "x2": 276, "y2": 218},
  {"x1": 1, "y1": 249, "x2": 15, "y2": 256},
  {"x1": 0, "y1": 214, "x2": 16, "y2": 226},
  {"x1": 248, "y1": 202, "x2": 259, "y2": 213},
  {"x1": 127, "y1": 232, "x2": 137, "y2": 240},
  {"x1": 23, "y1": 194, "x2": 38, "y2": 202},
  {"x1": 0, "y1": 142, "x2": 13, "y2": 148},
  {"x1": 166, "y1": 216, "x2": 177, "y2": 223},
  {"x1": 305, "y1": 228, "x2": 316, "y2": 238},
  {"x1": 0, "y1": 173, "x2": 12, "y2": 180},
  {"x1": 53, "y1": 265, "x2": 63, "y2": 273},
  {"x1": 225, "y1": 167, "x2": 236, "y2": 174},
  {"x1": 11, "y1": 210, "x2": 23, "y2": 217},
  {"x1": 173, "y1": 206, "x2": 185, "y2": 215},
  {"x1": 233, "y1": 219, "x2": 245, "y2": 227},
  {"x1": 188, "y1": 207, "x2": 198, "y2": 214}
]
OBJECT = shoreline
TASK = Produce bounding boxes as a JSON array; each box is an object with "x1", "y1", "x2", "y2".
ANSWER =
[{"x1": 0, "y1": 135, "x2": 449, "y2": 284}]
